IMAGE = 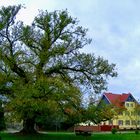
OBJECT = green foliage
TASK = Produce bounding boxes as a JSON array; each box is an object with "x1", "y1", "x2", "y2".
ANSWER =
[
  {"x1": 85, "y1": 103, "x2": 116, "y2": 124},
  {"x1": 0, "y1": 5, "x2": 117, "y2": 132},
  {"x1": 135, "y1": 129, "x2": 139, "y2": 134},
  {"x1": 7, "y1": 77, "x2": 82, "y2": 121},
  {"x1": 111, "y1": 128, "x2": 118, "y2": 134}
]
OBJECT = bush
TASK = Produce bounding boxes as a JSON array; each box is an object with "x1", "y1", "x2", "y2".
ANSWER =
[
  {"x1": 135, "y1": 129, "x2": 139, "y2": 134},
  {"x1": 111, "y1": 128, "x2": 118, "y2": 134}
]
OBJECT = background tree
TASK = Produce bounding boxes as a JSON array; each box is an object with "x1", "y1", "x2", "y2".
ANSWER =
[
  {"x1": 35, "y1": 103, "x2": 85, "y2": 131},
  {"x1": 85, "y1": 103, "x2": 116, "y2": 124},
  {"x1": 0, "y1": 5, "x2": 117, "y2": 133},
  {"x1": 84, "y1": 96, "x2": 127, "y2": 126}
]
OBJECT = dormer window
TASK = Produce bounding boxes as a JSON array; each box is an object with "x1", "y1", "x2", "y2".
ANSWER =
[{"x1": 126, "y1": 103, "x2": 129, "y2": 107}]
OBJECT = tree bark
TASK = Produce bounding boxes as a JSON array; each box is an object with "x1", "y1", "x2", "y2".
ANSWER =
[{"x1": 20, "y1": 118, "x2": 37, "y2": 134}]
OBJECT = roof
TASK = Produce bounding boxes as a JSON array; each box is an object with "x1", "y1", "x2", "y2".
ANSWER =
[{"x1": 103, "y1": 92, "x2": 134, "y2": 107}]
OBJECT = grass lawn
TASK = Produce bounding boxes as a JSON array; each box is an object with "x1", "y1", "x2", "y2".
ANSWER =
[{"x1": 1, "y1": 132, "x2": 140, "y2": 140}]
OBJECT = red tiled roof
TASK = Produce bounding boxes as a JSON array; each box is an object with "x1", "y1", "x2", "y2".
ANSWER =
[{"x1": 104, "y1": 92, "x2": 131, "y2": 107}]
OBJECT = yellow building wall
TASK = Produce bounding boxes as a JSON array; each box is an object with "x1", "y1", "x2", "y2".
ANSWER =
[{"x1": 110, "y1": 101, "x2": 140, "y2": 130}]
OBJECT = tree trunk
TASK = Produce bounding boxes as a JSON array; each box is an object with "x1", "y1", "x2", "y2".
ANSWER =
[
  {"x1": 0, "y1": 103, "x2": 6, "y2": 131},
  {"x1": 20, "y1": 118, "x2": 37, "y2": 134}
]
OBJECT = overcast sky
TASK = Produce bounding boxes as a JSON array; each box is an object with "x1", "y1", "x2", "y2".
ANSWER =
[{"x1": 1, "y1": 0, "x2": 140, "y2": 99}]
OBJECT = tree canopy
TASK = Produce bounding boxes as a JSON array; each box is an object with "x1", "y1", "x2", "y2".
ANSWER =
[{"x1": 0, "y1": 5, "x2": 117, "y2": 133}]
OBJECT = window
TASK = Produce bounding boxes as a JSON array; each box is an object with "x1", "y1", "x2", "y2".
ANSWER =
[
  {"x1": 125, "y1": 120, "x2": 130, "y2": 125},
  {"x1": 132, "y1": 120, "x2": 136, "y2": 125},
  {"x1": 109, "y1": 120, "x2": 113, "y2": 125},
  {"x1": 126, "y1": 103, "x2": 129, "y2": 107},
  {"x1": 137, "y1": 121, "x2": 140, "y2": 125},
  {"x1": 118, "y1": 120, "x2": 123, "y2": 125},
  {"x1": 131, "y1": 103, "x2": 133, "y2": 107},
  {"x1": 138, "y1": 111, "x2": 140, "y2": 116}
]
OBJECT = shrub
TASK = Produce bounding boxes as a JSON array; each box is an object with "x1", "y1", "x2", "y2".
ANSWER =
[
  {"x1": 111, "y1": 128, "x2": 118, "y2": 134},
  {"x1": 135, "y1": 129, "x2": 139, "y2": 134}
]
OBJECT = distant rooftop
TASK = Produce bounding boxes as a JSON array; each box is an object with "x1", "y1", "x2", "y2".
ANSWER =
[{"x1": 103, "y1": 92, "x2": 136, "y2": 107}]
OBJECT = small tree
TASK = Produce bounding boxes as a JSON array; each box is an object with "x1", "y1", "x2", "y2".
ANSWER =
[
  {"x1": 86, "y1": 103, "x2": 117, "y2": 124},
  {"x1": 111, "y1": 128, "x2": 118, "y2": 134}
]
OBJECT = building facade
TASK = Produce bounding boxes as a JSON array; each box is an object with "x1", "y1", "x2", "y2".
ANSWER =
[{"x1": 100, "y1": 92, "x2": 140, "y2": 130}]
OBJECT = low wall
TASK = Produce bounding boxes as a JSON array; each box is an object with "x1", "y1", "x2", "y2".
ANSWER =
[{"x1": 74, "y1": 125, "x2": 119, "y2": 132}]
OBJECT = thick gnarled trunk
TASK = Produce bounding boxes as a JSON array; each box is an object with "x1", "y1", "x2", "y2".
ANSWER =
[{"x1": 20, "y1": 118, "x2": 37, "y2": 134}]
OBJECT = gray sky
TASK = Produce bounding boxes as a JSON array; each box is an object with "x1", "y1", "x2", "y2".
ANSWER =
[{"x1": 1, "y1": 0, "x2": 140, "y2": 99}]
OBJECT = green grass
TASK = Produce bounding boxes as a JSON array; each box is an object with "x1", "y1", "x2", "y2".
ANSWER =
[{"x1": 1, "y1": 132, "x2": 140, "y2": 140}]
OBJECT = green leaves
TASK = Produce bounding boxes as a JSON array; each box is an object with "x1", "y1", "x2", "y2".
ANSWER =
[
  {"x1": 0, "y1": 5, "x2": 117, "y2": 131},
  {"x1": 86, "y1": 103, "x2": 116, "y2": 124},
  {"x1": 0, "y1": 5, "x2": 21, "y2": 29}
]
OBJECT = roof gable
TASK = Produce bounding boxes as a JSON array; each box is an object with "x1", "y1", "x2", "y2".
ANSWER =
[
  {"x1": 99, "y1": 94, "x2": 110, "y2": 104},
  {"x1": 102, "y1": 92, "x2": 136, "y2": 107},
  {"x1": 126, "y1": 94, "x2": 136, "y2": 102}
]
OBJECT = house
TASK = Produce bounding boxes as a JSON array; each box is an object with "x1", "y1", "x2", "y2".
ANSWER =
[{"x1": 99, "y1": 92, "x2": 140, "y2": 130}]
